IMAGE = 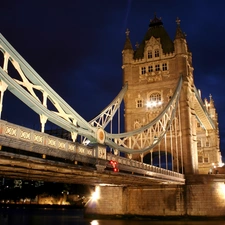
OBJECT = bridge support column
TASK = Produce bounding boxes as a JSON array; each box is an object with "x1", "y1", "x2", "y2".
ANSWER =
[
  {"x1": 84, "y1": 185, "x2": 186, "y2": 218},
  {"x1": 179, "y1": 78, "x2": 198, "y2": 174},
  {"x1": 0, "y1": 80, "x2": 8, "y2": 119},
  {"x1": 185, "y1": 175, "x2": 225, "y2": 216},
  {"x1": 85, "y1": 185, "x2": 125, "y2": 216},
  {"x1": 84, "y1": 178, "x2": 225, "y2": 218},
  {"x1": 40, "y1": 114, "x2": 48, "y2": 132}
]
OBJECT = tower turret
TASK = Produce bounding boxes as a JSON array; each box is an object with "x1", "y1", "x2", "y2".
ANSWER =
[
  {"x1": 122, "y1": 29, "x2": 133, "y2": 65},
  {"x1": 122, "y1": 29, "x2": 134, "y2": 87},
  {"x1": 174, "y1": 17, "x2": 188, "y2": 54}
]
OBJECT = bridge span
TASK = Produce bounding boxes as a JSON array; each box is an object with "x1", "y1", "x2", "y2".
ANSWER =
[
  {"x1": 0, "y1": 120, "x2": 184, "y2": 186},
  {"x1": 0, "y1": 15, "x2": 224, "y2": 218}
]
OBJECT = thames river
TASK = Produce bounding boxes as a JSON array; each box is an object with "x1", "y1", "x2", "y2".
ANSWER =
[{"x1": 1, "y1": 208, "x2": 225, "y2": 225}]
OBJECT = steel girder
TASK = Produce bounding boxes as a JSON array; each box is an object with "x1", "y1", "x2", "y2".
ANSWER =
[
  {"x1": 105, "y1": 77, "x2": 183, "y2": 154},
  {"x1": 0, "y1": 33, "x2": 182, "y2": 155},
  {"x1": 193, "y1": 86, "x2": 215, "y2": 130}
]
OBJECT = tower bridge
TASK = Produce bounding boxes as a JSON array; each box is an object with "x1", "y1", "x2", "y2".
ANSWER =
[
  {"x1": 0, "y1": 15, "x2": 224, "y2": 217},
  {"x1": 0, "y1": 120, "x2": 184, "y2": 185}
]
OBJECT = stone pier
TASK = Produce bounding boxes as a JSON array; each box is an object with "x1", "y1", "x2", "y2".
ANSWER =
[{"x1": 85, "y1": 175, "x2": 225, "y2": 218}]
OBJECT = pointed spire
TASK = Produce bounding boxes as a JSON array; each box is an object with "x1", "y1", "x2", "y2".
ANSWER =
[
  {"x1": 175, "y1": 17, "x2": 186, "y2": 39},
  {"x1": 125, "y1": 28, "x2": 130, "y2": 37},
  {"x1": 209, "y1": 94, "x2": 215, "y2": 107},
  {"x1": 123, "y1": 28, "x2": 133, "y2": 50}
]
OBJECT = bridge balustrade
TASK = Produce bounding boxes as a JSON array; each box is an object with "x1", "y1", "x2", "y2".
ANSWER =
[
  {"x1": 106, "y1": 152, "x2": 184, "y2": 179},
  {"x1": 0, "y1": 120, "x2": 184, "y2": 180}
]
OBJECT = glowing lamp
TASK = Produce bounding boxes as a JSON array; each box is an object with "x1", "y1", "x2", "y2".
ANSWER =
[
  {"x1": 146, "y1": 100, "x2": 162, "y2": 108},
  {"x1": 91, "y1": 186, "x2": 100, "y2": 201}
]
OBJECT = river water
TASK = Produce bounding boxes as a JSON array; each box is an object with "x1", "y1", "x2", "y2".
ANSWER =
[{"x1": 1, "y1": 208, "x2": 225, "y2": 225}]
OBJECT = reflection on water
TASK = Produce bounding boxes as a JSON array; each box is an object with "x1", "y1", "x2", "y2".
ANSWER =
[
  {"x1": 1, "y1": 208, "x2": 225, "y2": 225},
  {"x1": 91, "y1": 220, "x2": 99, "y2": 225},
  {"x1": 89, "y1": 220, "x2": 225, "y2": 225}
]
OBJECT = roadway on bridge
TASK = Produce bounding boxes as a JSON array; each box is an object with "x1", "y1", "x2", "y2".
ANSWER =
[{"x1": 0, "y1": 151, "x2": 183, "y2": 186}]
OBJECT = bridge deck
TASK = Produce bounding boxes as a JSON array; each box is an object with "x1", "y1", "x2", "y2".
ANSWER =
[{"x1": 0, "y1": 120, "x2": 185, "y2": 186}]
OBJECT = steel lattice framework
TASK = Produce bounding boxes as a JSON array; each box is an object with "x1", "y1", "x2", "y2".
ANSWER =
[
  {"x1": 0, "y1": 33, "x2": 211, "y2": 157},
  {"x1": 82, "y1": 83, "x2": 127, "y2": 145},
  {"x1": 105, "y1": 77, "x2": 182, "y2": 154}
]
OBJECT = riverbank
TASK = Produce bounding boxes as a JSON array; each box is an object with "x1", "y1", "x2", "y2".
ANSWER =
[{"x1": 0, "y1": 203, "x2": 84, "y2": 209}]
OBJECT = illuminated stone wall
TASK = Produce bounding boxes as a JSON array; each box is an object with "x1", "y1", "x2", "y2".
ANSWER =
[
  {"x1": 85, "y1": 186, "x2": 124, "y2": 215},
  {"x1": 186, "y1": 175, "x2": 225, "y2": 216},
  {"x1": 123, "y1": 185, "x2": 185, "y2": 216},
  {"x1": 85, "y1": 177, "x2": 225, "y2": 217},
  {"x1": 122, "y1": 16, "x2": 221, "y2": 174}
]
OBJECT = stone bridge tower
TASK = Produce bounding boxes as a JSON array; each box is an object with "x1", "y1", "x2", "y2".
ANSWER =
[{"x1": 122, "y1": 15, "x2": 221, "y2": 174}]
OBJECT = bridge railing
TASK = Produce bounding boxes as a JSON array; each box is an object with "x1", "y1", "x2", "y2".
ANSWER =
[
  {"x1": 0, "y1": 120, "x2": 184, "y2": 180},
  {"x1": 106, "y1": 154, "x2": 184, "y2": 179}
]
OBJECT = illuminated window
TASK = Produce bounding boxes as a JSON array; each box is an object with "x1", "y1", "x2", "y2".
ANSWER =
[
  {"x1": 162, "y1": 63, "x2": 167, "y2": 71},
  {"x1": 155, "y1": 49, "x2": 159, "y2": 57},
  {"x1": 155, "y1": 64, "x2": 160, "y2": 71},
  {"x1": 150, "y1": 93, "x2": 161, "y2": 102},
  {"x1": 148, "y1": 65, "x2": 153, "y2": 72},
  {"x1": 197, "y1": 140, "x2": 201, "y2": 147},
  {"x1": 146, "y1": 92, "x2": 162, "y2": 108},
  {"x1": 136, "y1": 99, "x2": 143, "y2": 108},
  {"x1": 205, "y1": 141, "x2": 210, "y2": 147},
  {"x1": 141, "y1": 67, "x2": 146, "y2": 74},
  {"x1": 204, "y1": 157, "x2": 209, "y2": 163},
  {"x1": 198, "y1": 156, "x2": 203, "y2": 163},
  {"x1": 148, "y1": 50, "x2": 152, "y2": 59}
]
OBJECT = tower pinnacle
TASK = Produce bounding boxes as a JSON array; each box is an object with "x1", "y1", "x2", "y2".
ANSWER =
[
  {"x1": 123, "y1": 28, "x2": 133, "y2": 50},
  {"x1": 125, "y1": 28, "x2": 130, "y2": 37},
  {"x1": 176, "y1": 17, "x2": 181, "y2": 25},
  {"x1": 175, "y1": 17, "x2": 186, "y2": 39}
]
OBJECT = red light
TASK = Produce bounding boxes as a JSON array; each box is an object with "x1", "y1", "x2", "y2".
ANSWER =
[
  {"x1": 109, "y1": 160, "x2": 119, "y2": 172},
  {"x1": 110, "y1": 160, "x2": 117, "y2": 166}
]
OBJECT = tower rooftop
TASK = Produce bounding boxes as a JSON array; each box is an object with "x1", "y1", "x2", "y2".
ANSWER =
[{"x1": 134, "y1": 15, "x2": 174, "y2": 59}]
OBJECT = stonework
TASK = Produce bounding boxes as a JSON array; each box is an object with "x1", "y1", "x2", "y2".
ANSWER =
[
  {"x1": 85, "y1": 15, "x2": 224, "y2": 219},
  {"x1": 122, "y1": 15, "x2": 221, "y2": 174},
  {"x1": 86, "y1": 178, "x2": 225, "y2": 217}
]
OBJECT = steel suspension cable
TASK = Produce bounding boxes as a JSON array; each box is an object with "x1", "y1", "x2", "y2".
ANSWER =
[
  {"x1": 178, "y1": 102, "x2": 184, "y2": 174},
  {"x1": 165, "y1": 133, "x2": 168, "y2": 170},
  {"x1": 175, "y1": 117, "x2": 179, "y2": 173},
  {"x1": 170, "y1": 123, "x2": 174, "y2": 171}
]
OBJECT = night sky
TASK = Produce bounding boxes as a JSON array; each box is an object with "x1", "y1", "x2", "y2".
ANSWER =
[{"x1": 1, "y1": 1, "x2": 225, "y2": 159}]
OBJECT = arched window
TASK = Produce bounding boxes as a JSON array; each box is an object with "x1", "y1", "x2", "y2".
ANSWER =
[
  {"x1": 155, "y1": 49, "x2": 159, "y2": 57},
  {"x1": 146, "y1": 92, "x2": 162, "y2": 108},
  {"x1": 150, "y1": 93, "x2": 161, "y2": 102},
  {"x1": 147, "y1": 46, "x2": 153, "y2": 59},
  {"x1": 148, "y1": 50, "x2": 152, "y2": 59}
]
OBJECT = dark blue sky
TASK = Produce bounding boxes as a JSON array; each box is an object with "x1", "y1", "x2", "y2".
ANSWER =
[{"x1": 1, "y1": 1, "x2": 225, "y2": 158}]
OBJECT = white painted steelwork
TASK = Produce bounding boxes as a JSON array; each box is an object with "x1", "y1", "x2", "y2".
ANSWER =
[{"x1": 0, "y1": 119, "x2": 184, "y2": 182}]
